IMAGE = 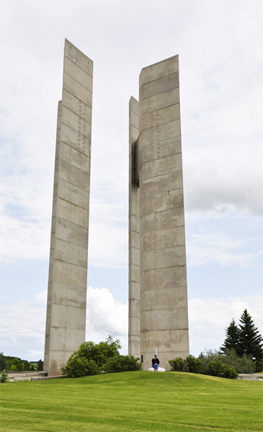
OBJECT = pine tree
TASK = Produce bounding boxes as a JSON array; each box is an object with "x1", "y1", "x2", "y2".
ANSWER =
[
  {"x1": 221, "y1": 319, "x2": 240, "y2": 353},
  {"x1": 238, "y1": 309, "x2": 263, "y2": 372},
  {"x1": 0, "y1": 353, "x2": 7, "y2": 371}
]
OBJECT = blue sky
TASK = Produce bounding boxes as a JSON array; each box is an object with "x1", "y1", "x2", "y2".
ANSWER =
[{"x1": 0, "y1": 0, "x2": 262, "y2": 361}]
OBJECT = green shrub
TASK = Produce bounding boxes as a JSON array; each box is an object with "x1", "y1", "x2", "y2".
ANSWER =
[
  {"x1": 205, "y1": 360, "x2": 225, "y2": 376},
  {"x1": 104, "y1": 355, "x2": 142, "y2": 373},
  {"x1": 198, "y1": 348, "x2": 255, "y2": 374},
  {"x1": 204, "y1": 360, "x2": 238, "y2": 379},
  {"x1": 0, "y1": 370, "x2": 8, "y2": 383},
  {"x1": 61, "y1": 336, "x2": 122, "y2": 377},
  {"x1": 169, "y1": 356, "x2": 203, "y2": 373},
  {"x1": 169, "y1": 355, "x2": 238, "y2": 379},
  {"x1": 222, "y1": 364, "x2": 238, "y2": 379},
  {"x1": 185, "y1": 355, "x2": 203, "y2": 373},
  {"x1": 222, "y1": 349, "x2": 255, "y2": 374},
  {"x1": 198, "y1": 350, "x2": 220, "y2": 369},
  {"x1": 61, "y1": 354, "x2": 100, "y2": 377},
  {"x1": 76, "y1": 336, "x2": 121, "y2": 369},
  {"x1": 168, "y1": 357, "x2": 186, "y2": 371}
]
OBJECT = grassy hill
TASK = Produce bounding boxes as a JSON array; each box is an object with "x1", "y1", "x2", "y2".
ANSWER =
[{"x1": 1, "y1": 371, "x2": 262, "y2": 431}]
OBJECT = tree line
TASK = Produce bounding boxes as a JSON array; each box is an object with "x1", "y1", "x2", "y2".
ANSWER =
[
  {"x1": 0, "y1": 354, "x2": 43, "y2": 372},
  {"x1": 221, "y1": 309, "x2": 262, "y2": 372},
  {"x1": 170, "y1": 309, "x2": 262, "y2": 377}
]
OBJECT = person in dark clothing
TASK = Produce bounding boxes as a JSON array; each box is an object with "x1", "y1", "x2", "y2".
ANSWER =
[{"x1": 152, "y1": 355, "x2": 160, "y2": 370}]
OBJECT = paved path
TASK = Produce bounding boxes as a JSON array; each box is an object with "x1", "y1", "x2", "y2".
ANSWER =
[
  {"x1": 238, "y1": 374, "x2": 263, "y2": 381},
  {"x1": 7, "y1": 372, "x2": 65, "y2": 381}
]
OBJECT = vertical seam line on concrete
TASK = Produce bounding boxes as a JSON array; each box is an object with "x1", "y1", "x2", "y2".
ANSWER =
[
  {"x1": 139, "y1": 138, "x2": 181, "y2": 153},
  {"x1": 61, "y1": 107, "x2": 92, "y2": 127},
  {"x1": 58, "y1": 164, "x2": 91, "y2": 190},
  {"x1": 139, "y1": 162, "x2": 182, "y2": 176},
  {"x1": 139, "y1": 132, "x2": 181, "y2": 145},
  {"x1": 63, "y1": 59, "x2": 93, "y2": 90},
  {"x1": 60, "y1": 139, "x2": 91, "y2": 159},
  {"x1": 60, "y1": 141, "x2": 91, "y2": 162},
  {"x1": 140, "y1": 264, "x2": 187, "y2": 272},
  {"x1": 60, "y1": 138, "x2": 91, "y2": 154},
  {"x1": 139, "y1": 69, "x2": 179, "y2": 88},
  {"x1": 60, "y1": 120, "x2": 92, "y2": 140},
  {"x1": 63, "y1": 72, "x2": 93, "y2": 107},
  {"x1": 55, "y1": 219, "x2": 88, "y2": 233},
  {"x1": 59, "y1": 155, "x2": 90, "y2": 175},
  {"x1": 48, "y1": 302, "x2": 87, "y2": 309},
  {"x1": 56, "y1": 196, "x2": 89, "y2": 211},
  {"x1": 58, "y1": 177, "x2": 90, "y2": 193},
  {"x1": 139, "y1": 189, "x2": 184, "y2": 201},
  {"x1": 64, "y1": 53, "x2": 93, "y2": 78},
  {"x1": 140, "y1": 102, "x2": 180, "y2": 117},
  {"x1": 56, "y1": 191, "x2": 89, "y2": 211}
]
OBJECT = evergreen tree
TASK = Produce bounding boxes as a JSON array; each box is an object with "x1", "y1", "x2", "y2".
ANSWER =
[
  {"x1": 0, "y1": 353, "x2": 7, "y2": 371},
  {"x1": 238, "y1": 309, "x2": 263, "y2": 372},
  {"x1": 37, "y1": 360, "x2": 43, "y2": 371},
  {"x1": 221, "y1": 319, "x2": 240, "y2": 353}
]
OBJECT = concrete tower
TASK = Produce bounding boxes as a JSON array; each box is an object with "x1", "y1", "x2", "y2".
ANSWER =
[
  {"x1": 44, "y1": 40, "x2": 93, "y2": 375},
  {"x1": 129, "y1": 56, "x2": 189, "y2": 370}
]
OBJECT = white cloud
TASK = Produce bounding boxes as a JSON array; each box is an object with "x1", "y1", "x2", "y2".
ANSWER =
[
  {"x1": 187, "y1": 231, "x2": 258, "y2": 267},
  {"x1": 189, "y1": 295, "x2": 263, "y2": 356},
  {"x1": 88, "y1": 221, "x2": 127, "y2": 269},
  {"x1": 86, "y1": 286, "x2": 128, "y2": 337},
  {"x1": 0, "y1": 301, "x2": 46, "y2": 359},
  {"x1": 85, "y1": 286, "x2": 128, "y2": 354},
  {"x1": 88, "y1": 182, "x2": 128, "y2": 268},
  {"x1": 27, "y1": 350, "x2": 44, "y2": 359},
  {"x1": 0, "y1": 214, "x2": 51, "y2": 263},
  {"x1": 10, "y1": 336, "x2": 20, "y2": 344},
  {"x1": 184, "y1": 158, "x2": 263, "y2": 217},
  {"x1": 36, "y1": 291, "x2": 47, "y2": 304}
]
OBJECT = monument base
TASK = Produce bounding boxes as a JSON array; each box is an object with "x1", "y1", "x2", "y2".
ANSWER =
[{"x1": 147, "y1": 367, "x2": 166, "y2": 372}]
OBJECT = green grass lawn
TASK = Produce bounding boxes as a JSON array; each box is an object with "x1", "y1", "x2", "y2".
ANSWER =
[{"x1": 1, "y1": 372, "x2": 262, "y2": 432}]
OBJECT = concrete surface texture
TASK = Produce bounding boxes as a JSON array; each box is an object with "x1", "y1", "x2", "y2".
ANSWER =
[
  {"x1": 44, "y1": 39, "x2": 93, "y2": 376},
  {"x1": 128, "y1": 97, "x2": 140, "y2": 358},
  {"x1": 129, "y1": 56, "x2": 189, "y2": 370}
]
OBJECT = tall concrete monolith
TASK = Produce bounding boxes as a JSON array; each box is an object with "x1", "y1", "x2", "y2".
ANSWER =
[
  {"x1": 44, "y1": 40, "x2": 93, "y2": 376},
  {"x1": 129, "y1": 56, "x2": 189, "y2": 370}
]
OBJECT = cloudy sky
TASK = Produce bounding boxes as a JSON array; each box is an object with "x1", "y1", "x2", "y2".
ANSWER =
[{"x1": 0, "y1": 0, "x2": 262, "y2": 361}]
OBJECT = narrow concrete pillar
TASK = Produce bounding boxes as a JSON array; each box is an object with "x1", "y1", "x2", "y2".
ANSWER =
[
  {"x1": 44, "y1": 40, "x2": 93, "y2": 375},
  {"x1": 129, "y1": 55, "x2": 189, "y2": 370},
  {"x1": 139, "y1": 56, "x2": 189, "y2": 370},
  {"x1": 44, "y1": 100, "x2": 62, "y2": 373},
  {"x1": 128, "y1": 97, "x2": 140, "y2": 358}
]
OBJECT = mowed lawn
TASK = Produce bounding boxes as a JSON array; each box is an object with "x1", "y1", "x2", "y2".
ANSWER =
[{"x1": 0, "y1": 372, "x2": 262, "y2": 432}]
